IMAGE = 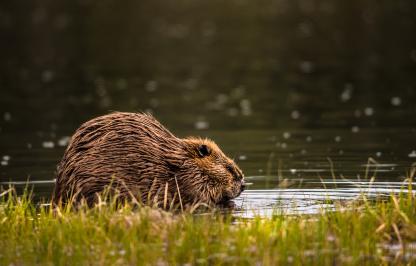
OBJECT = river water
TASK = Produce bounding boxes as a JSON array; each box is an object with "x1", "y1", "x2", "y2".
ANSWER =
[{"x1": 1, "y1": 1, "x2": 416, "y2": 216}]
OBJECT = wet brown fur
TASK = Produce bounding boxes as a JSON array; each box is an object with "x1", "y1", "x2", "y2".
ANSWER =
[{"x1": 54, "y1": 112, "x2": 245, "y2": 207}]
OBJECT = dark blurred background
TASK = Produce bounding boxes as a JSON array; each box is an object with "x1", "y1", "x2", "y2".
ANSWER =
[{"x1": 1, "y1": 0, "x2": 416, "y2": 192}]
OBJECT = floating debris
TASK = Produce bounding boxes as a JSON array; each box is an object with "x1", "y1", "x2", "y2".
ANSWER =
[
  {"x1": 2, "y1": 155, "x2": 10, "y2": 161},
  {"x1": 306, "y1": 136, "x2": 312, "y2": 142},
  {"x1": 42, "y1": 141, "x2": 55, "y2": 149},
  {"x1": 376, "y1": 152, "x2": 382, "y2": 157},
  {"x1": 238, "y1": 155, "x2": 247, "y2": 161},
  {"x1": 335, "y1": 136, "x2": 342, "y2": 142},
  {"x1": 408, "y1": 150, "x2": 416, "y2": 158}
]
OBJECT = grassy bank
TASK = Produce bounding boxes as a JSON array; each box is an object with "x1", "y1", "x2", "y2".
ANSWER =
[{"x1": 0, "y1": 184, "x2": 415, "y2": 265}]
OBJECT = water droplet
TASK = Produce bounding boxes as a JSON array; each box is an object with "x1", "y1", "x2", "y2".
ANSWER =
[
  {"x1": 391, "y1": 97, "x2": 402, "y2": 106},
  {"x1": 1, "y1": 161, "x2": 8, "y2": 166},
  {"x1": 116, "y1": 79, "x2": 128, "y2": 90},
  {"x1": 376, "y1": 152, "x2": 382, "y2": 157},
  {"x1": 194, "y1": 120, "x2": 209, "y2": 130},
  {"x1": 334, "y1": 136, "x2": 341, "y2": 142},
  {"x1": 119, "y1": 250, "x2": 126, "y2": 256},
  {"x1": 57, "y1": 136, "x2": 70, "y2": 147},
  {"x1": 408, "y1": 150, "x2": 416, "y2": 158},
  {"x1": 364, "y1": 107, "x2": 374, "y2": 116},
  {"x1": 283, "y1": 132, "x2": 291, "y2": 139},
  {"x1": 227, "y1": 108, "x2": 239, "y2": 117},
  {"x1": 275, "y1": 142, "x2": 281, "y2": 147},
  {"x1": 238, "y1": 155, "x2": 247, "y2": 160},
  {"x1": 2, "y1": 155, "x2": 10, "y2": 161},
  {"x1": 216, "y1": 94, "x2": 228, "y2": 105},
  {"x1": 42, "y1": 70, "x2": 54, "y2": 83},
  {"x1": 299, "y1": 61, "x2": 314, "y2": 73},
  {"x1": 340, "y1": 84, "x2": 353, "y2": 102},
  {"x1": 351, "y1": 126, "x2": 360, "y2": 133},
  {"x1": 145, "y1": 80, "x2": 158, "y2": 92},
  {"x1": 42, "y1": 141, "x2": 55, "y2": 149},
  {"x1": 240, "y1": 99, "x2": 252, "y2": 116},
  {"x1": 3, "y1": 112, "x2": 11, "y2": 121},
  {"x1": 145, "y1": 108, "x2": 154, "y2": 115},
  {"x1": 410, "y1": 49, "x2": 416, "y2": 62},
  {"x1": 281, "y1": 143, "x2": 287, "y2": 149},
  {"x1": 291, "y1": 110, "x2": 300, "y2": 119},
  {"x1": 149, "y1": 98, "x2": 159, "y2": 108},
  {"x1": 184, "y1": 78, "x2": 198, "y2": 90},
  {"x1": 306, "y1": 136, "x2": 312, "y2": 142}
]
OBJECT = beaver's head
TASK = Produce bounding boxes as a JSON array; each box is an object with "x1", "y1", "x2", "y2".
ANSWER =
[{"x1": 178, "y1": 137, "x2": 245, "y2": 205}]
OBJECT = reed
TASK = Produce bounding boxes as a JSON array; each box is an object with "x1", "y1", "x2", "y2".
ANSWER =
[{"x1": 0, "y1": 178, "x2": 414, "y2": 265}]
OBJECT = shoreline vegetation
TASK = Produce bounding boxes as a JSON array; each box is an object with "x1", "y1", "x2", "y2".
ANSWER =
[{"x1": 0, "y1": 171, "x2": 415, "y2": 265}]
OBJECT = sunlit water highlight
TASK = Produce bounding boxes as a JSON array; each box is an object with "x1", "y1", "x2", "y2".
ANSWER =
[
  {"x1": 1, "y1": 176, "x2": 414, "y2": 218},
  {"x1": 231, "y1": 170, "x2": 415, "y2": 217}
]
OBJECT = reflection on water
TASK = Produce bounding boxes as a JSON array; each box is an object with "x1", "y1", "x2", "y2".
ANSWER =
[
  {"x1": 234, "y1": 178, "x2": 415, "y2": 218},
  {"x1": 1, "y1": 1, "x2": 416, "y2": 215}
]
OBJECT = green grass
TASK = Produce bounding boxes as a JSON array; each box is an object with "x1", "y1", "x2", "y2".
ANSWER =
[{"x1": 0, "y1": 182, "x2": 415, "y2": 265}]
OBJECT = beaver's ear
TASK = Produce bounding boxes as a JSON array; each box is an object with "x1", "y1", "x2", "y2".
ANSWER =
[{"x1": 197, "y1": 144, "x2": 211, "y2": 157}]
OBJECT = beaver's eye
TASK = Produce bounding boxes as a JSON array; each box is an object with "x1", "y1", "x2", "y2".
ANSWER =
[{"x1": 197, "y1": 144, "x2": 211, "y2": 157}]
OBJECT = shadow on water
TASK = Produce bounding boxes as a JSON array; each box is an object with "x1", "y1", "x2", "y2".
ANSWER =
[{"x1": 1, "y1": 1, "x2": 416, "y2": 216}]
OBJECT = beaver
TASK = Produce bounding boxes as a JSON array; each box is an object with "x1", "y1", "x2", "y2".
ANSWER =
[{"x1": 54, "y1": 112, "x2": 245, "y2": 207}]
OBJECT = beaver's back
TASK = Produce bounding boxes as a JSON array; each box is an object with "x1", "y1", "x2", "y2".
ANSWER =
[{"x1": 54, "y1": 112, "x2": 185, "y2": 204}]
